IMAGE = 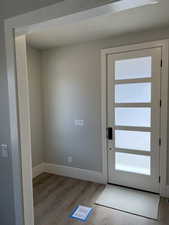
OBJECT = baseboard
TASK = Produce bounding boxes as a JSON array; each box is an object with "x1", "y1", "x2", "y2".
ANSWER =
[
  {"x1": 32, "y1": 162, "x2": 106, "y2": 184},
  {"x1": 160, "y1": 184, "x2": 169, "y2": 198},
  {"x1": 32, "y1": 163, "x2": 45, "y2": 178},
  {"x1": 33, "y1": 163, "x2": 169, "y2": 197},
  {"x1": 43, "y1": 163, "x2": 106, "y2": 184}
]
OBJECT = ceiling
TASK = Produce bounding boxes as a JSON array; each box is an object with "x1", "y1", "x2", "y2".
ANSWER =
[{"x1": 27, "y1": 0, "x2": 169, "y2": 49}]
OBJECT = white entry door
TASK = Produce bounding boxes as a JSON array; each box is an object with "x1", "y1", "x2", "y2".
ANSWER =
[{"x1": 107, "y1": 47, "x2": 161, "y2": 193}]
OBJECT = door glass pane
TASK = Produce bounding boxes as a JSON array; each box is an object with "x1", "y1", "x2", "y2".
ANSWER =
[
  {"x1": 115, "y1": 56, "x2": 151, "y2": 80},
  {"x1": 115, "y1": 152, "x2": 150, "y2": 175},
  {"x1": 115, "y1": 130, "x2": 151, "y2": 151},
  {"x1": 115, "y1": 83, "x2": 151, "y2": 103},
  {"x1": 115, "y1": 107, "x2": 151, "y2": 127}
]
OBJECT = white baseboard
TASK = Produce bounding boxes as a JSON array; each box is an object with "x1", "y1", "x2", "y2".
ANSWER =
[
  {"x1": 33, "y1": 162, "x2": 106, "y2": 184},
  {"x1": 33, "y1": 163, "x2": 169, "y2": 197},
  {"x1": 32, "y1": 163, "x2": 45, "y2": 178},
  {"x1": 44, "y1": 163, "x2": 106, "y2": 184},
  {"x1": 160, "y1": 184, "x2": 169, "y2": 198}
]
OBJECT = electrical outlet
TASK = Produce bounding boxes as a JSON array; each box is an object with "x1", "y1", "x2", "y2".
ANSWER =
[{"x1": 68, "y1": 156, "x2": 72, "y2": 163}]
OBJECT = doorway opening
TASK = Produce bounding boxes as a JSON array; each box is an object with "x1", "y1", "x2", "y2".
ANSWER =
[{"x1": 5, "y1": 1, "x2": 169, "y2": 225}]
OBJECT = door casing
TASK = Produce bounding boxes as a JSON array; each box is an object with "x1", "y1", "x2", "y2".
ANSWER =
[{"x1": 101, "y1": 40, "x2": 169, "y2": 196}]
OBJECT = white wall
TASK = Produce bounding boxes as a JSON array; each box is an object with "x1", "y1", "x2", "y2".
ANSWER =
[
  {"x1": 40, "y1": 29, "x2": 169, "y2": 174},
  {"x1": 41, "y1": 44, "x2": 102, "y2": 171},
  {"x1": 27, "y1": 46, "x2": 44, "y2": 167}
]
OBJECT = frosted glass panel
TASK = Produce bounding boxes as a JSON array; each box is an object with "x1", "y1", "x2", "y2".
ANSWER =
[
  {"x1": 115, "y1": 152, "x2": 150, "y2": 175},
  {"x1": 115, "y1": 56, "x2": 151, "y2": 80},
  {"x1": 115, "y1": 108, "x2": 151, "y2": 127},
  {"x1": 115, "y1": 83, "x2": 151, "y2": 103},
  {"x1": 115, "y1": 130, "x2": 151, "y2": 151}
]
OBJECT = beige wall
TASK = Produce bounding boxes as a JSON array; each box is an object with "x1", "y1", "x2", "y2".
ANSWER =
[{"x1": 27, "y1": 46, "x2": 44, "y2": 167}]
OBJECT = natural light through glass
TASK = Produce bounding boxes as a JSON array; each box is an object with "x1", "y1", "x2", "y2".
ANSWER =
[
  {"x1": 115, "y1": 83, "x2": 151, "y2": 103},
  {"x1": 115, "y1": 130, "x2": 151, "y2": 151},
  {"x1": 115, "y1": 107, "x2": 151, "y2": 127},
  {"x1": 115, "y1": 152, "x2": 151, "y2": 175},
  {"x1": 115, "y1": 56, "x2": 152, "y2": 80}
]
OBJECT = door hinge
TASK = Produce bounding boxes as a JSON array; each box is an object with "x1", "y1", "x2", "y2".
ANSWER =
[
  {"x1": 159, "y1": 138, "x2": 161, "y2": 146},
  {"x1": 160, "y1": 99, "x2": 162, "y2": 107},
  {"x1": 161, "y1": 59, "x2": 163, "y2": 67},
  {"x1": 159, "y1": 176, "x2": 161, "y2": 183}
]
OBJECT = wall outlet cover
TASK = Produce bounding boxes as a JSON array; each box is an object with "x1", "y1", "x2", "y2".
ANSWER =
[{"x1": 68, "y1": 156, "x2": 73, "y2": 163}]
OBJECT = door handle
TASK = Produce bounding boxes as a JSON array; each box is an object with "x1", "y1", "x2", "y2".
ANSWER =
[{"x1": 107, "y1": 127, "x2": 113, "y2": 140}]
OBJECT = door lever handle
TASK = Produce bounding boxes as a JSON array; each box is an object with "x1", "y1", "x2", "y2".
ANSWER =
[{"x1": 107, "y1": 127, "x2": 113, "y2": 140}]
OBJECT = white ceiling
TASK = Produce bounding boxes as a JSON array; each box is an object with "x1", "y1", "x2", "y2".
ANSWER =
[{"x1": 27, "y1": 0, "x2": 169, "y2": 49}]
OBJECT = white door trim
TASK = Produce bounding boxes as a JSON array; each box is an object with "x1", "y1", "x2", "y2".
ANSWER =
[
  {"x1": 15, "y1": 36, "x2": 34, "y2": 225},
  {"x1": 101, "y1": 40, "x2": 169, "y2": 196}
]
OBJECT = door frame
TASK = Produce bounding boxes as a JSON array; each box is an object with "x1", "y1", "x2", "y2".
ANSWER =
[{"x1": 101, "y1": 40, "x2": 169, "y2": 196}]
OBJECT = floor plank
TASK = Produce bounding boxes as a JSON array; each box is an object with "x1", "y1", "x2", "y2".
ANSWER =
[{"x1": 33, "y1": 173, "x2": 169, "y2": 225}]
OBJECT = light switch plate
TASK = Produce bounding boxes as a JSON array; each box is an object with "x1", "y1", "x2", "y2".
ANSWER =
[{"x1": 75, "y1": 120, "x2": 84, "y2": 126}]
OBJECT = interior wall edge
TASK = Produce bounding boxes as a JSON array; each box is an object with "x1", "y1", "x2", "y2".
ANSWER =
[{"x1": 26, "y1": 45, "x2": 45, "y2": 167}]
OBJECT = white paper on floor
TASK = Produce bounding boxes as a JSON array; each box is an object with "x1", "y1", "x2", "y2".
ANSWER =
[{"x1": 70, "y1": 205, "x2": 93, "y2": 222}]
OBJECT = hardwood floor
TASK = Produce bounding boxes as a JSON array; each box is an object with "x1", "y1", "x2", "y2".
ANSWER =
[{"x1": 33, "y1": 173, "x2": 169, "y2": 225}]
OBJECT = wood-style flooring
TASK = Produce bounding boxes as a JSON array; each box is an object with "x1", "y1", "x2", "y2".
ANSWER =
[{"x1": 33, "y1": 173, "x2": 169, "y2": 225}]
